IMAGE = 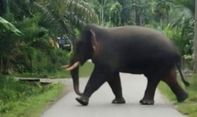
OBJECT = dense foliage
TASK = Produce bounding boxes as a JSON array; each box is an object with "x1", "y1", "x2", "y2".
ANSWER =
[{"x1": 0, "y1": 0, "x2": 98, "y2": 75}]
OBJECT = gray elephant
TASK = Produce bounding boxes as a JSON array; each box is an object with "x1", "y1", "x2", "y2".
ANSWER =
[{"x1": 65, "y1": 24, "x2": 189, "y2": 106}]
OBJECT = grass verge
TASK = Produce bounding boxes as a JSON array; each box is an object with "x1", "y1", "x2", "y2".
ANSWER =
[
  {"x1": 0, "y1": 75, "x2": 65, "y2": 117},
  {"x1": 159, "y1": 75, "x2": 197, "y2": 117}
]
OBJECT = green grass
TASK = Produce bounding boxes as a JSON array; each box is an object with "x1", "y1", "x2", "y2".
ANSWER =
[
  {"x1": 159, "y1": 75, "x2": 197, "y2": 117},
  {"x1": 79, "y1": 62, "x2": 94, "y2": 77},
  {"x1": 0, "y1": 75, "x2": 64, "y2": 117}
]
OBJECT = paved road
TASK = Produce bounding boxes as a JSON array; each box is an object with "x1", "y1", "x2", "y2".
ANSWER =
[{"x1": 42, "y1": 73, "x2": 186, "y2": 117}]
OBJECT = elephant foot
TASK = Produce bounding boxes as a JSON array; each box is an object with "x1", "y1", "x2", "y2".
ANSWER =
[
  {"x1": 112, "y1": 97, "x2": 126, "y2": 104},
  {"x1": 177, "y1": 92, "x2": 188, "y2": 102},
  {"x1": 76, "y1": 96, "x2": 89, "y2": 106},
  {"x1": 139, "y1": 99, "x2": 154, "y2": 105}
]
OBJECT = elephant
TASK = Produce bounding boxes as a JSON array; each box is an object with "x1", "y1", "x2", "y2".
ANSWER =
[{"x1": 65, "y1": 24, "x2": 189, "y2": 106}]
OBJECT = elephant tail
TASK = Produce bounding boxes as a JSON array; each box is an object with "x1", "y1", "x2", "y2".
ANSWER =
[{"x1": 176, "y1": 63, "x2": 190, "y2": 87}]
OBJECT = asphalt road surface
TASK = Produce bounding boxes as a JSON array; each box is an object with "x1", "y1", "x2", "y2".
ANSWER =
[{"x1": 42, "y1": 73, "x2": 186, "y2": 117}]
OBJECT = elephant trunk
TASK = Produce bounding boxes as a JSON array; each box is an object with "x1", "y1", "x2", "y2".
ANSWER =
[
  {"x1": 70, "y1": 66, "x2": 82, "y2": 96},
  {"x1": 66, "y1": 58, "x2": 82, "y2": 96}
]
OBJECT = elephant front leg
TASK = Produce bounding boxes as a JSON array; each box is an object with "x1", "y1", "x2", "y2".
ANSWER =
[
  {"x1": 76, "y1": 66, "x2": 108, "y2": 106},
  {"x1": 107, "y1": 73, "x2": 126, "y2": 104},
  {"x1": 140, "y1": 78, "x2": 160, "y2": 105}
]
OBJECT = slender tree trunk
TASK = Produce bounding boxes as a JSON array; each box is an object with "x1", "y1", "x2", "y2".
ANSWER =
[
  {"x1": 135, "y1": 7, "x2": 141, "y2": 25},
  {"x1": 5, "y1": 0, "x2": 9, "y2": 13},
  {"x1": 0, "y1": 0, "x2": 4, "y2": 15},
  {"x1": 0, "y1": 57, "x2": 3, "y2": 73},
  {"x1": 118, "y1": 0, "x2": 130, "y2": 25},
  {"x1": 194, "y1": 0, "x2": 197, "y2": 72},
  {"x1": 134, "y1": 1, "x2": 141, "y2": 25},
  {"x1": 101, "y1": 6, "x2": 104, "y2": 25},
  {"x1": 99, "y1": 0, "x2": 105, "y2": 25}
]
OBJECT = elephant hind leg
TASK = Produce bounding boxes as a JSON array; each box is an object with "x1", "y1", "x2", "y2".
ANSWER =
[
  {"x1": 140, "y1": 76, "x2": 160, "y2": 105},
  {"x1": 162, "y1": 68, "x2": 188, "y2": 102},
  {"x1": 107, "y1": 73, "x2": 126, "y2": 104}
]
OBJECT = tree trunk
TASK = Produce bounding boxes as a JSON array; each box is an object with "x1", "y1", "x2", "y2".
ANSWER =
[
  {"x1": 194, "y1": 0, "x2": 197, "y2": 72},
  {"x1": 101, "y1": 6, "x2": 104, "y2": 25},
  {"x1": 0, "y1": 57, "x2": 3, "y2": 73},
  {"x1": 135, "y1": 6, "x2": 141, "y2": 25},
  {"x1": 117, "y1": 0, "x2": 130, "y2": 25},
  {"x1": 5, "y1": 0, "x2": 9, "y2": 13}
]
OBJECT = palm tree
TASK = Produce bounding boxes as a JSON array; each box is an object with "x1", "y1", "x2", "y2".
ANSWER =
[
  {"x1": 109, "y1": 2, "x2": 122, "y2": 26},
  {"x1": 0, "y1": 17, "x2": 22, "y2": 73},
  {"x1": 0, "y1": 0, "x2": 98, "y2": 74},
  {"x1": 33, "y1": 0, "x2": 98, "y2": 36}
]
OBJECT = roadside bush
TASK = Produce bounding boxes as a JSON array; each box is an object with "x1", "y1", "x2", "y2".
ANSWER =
[
  {"x1": 163, "y1": 23, "x2": 193, "y2": 56},
  {"x1": 162, "y1": 18, "x2": 194, "y2": 69},
  {"x1": 14, "y1": 47, "x2": 69, "y2": 77},
  {"x1": 0, "y1": 75, "x2": 41, "y2": 113},
  {"x1": 0, "y1": 75, "x2": 64, "y2": 116}
]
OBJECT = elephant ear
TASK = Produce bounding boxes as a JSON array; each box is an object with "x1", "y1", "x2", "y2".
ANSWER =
[{"x1": 90, "y1": 29, "x2": 100, "y2": 56}]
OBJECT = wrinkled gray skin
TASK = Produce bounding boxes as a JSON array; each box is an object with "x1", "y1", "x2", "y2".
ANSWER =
[{"x1": 67, "y1": 24, "x2": 189, "y2": 106}]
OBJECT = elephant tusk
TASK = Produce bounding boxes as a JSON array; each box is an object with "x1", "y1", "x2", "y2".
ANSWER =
[
  {"x1": 61, "y1": 64, "x2": 70, "y2": 69},
  {"x1": 66, "y1": 61, "x2": 80, "y2": 71}
]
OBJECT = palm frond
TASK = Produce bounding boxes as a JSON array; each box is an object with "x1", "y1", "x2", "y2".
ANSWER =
[
  {"x1": 0, "y1": 17, "x2": 22, "y2": 36},
  {"x1": 65, "y1": 0, "x2": 98, "y2": 28},
  {"x1": 32, "y1": 2, "x2": 69, "y2": 36}
]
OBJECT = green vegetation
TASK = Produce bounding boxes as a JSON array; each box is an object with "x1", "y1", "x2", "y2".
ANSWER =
[
  {"x1": 0, "y1": 62, "x2": 93, "y2": 117},
  {"x1": 0, "y1": 75, "x2": 64, "y2": 117},
  {"x1": 159, "y1": 75, "x2": 197, "y2": 117},
  {"x1": 0, "y1": 0, "x2": 98, "y2": 76},
  {"x1": 79, "y1": 62, "x2": 94, "y2": 77},
  {"x1": 0, "y1": 0, "x2": 196, "y2": 116}
]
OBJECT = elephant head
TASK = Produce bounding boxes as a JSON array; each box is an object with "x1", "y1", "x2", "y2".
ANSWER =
[{"x1": 66, "y1": 26, "x2": 100, "y2": 96}]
